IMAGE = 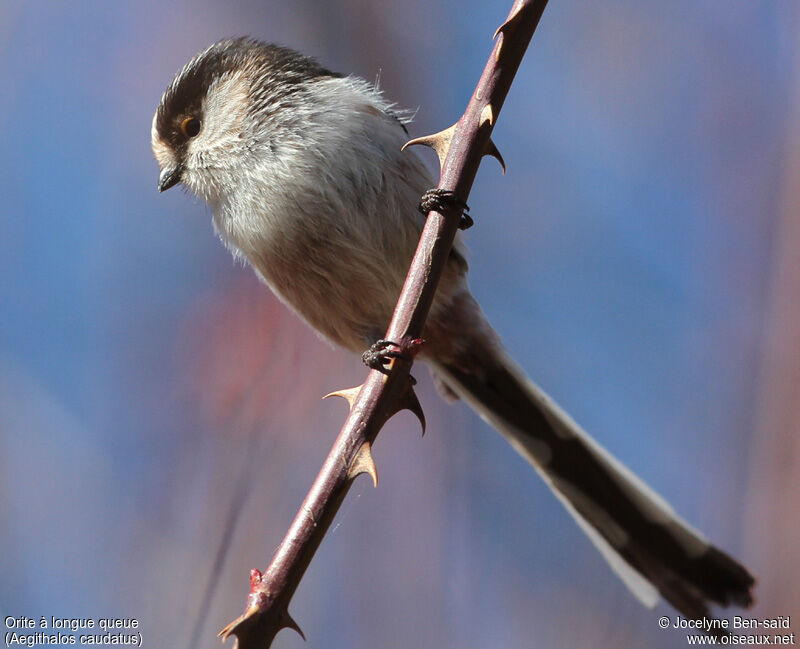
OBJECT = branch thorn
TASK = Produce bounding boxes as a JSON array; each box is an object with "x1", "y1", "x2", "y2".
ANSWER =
[
  {"x1": 493, "y1": 2, "x2": 528, "y2": 40},
  {"x1": 389, "y1": 379, "x2": 426, "y2": 436},
  {"x1": 348, "y1": 441, "x2": 378, "y2": 487},
  {"x1": 493, "y1": 2, "x2": 529, "y2": 60},
  {"x1": 281, "y1": 611, "x2": 306, "y2": 641},
  {"x1": 480, "y1": 103, "x2": 495, "y2": 127},
  {"x1": 323, "y1": 385, "x2": 363, "y2": 408},
  {"x1": 484, "y1": 138, "x2": 506, "y2": 173},
  {"x1": 218, "y1": 605, "x2": 257, "y2": 644},
  {"x1": 402, "y1": 123, "x2": 457, "y2": 172}
]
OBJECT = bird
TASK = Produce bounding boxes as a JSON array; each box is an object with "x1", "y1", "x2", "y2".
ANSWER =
[{"x1": 152, "y1": 37, "x2": 755, "y2": 626}]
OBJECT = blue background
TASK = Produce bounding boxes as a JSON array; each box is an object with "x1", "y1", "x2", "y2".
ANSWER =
[{"x1": 1, "y1": 2, "x2": 798, "y2": 648}]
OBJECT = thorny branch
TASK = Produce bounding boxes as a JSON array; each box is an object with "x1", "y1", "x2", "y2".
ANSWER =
[{"x1": 219, "y1": 1, "x2": 550, "y2": 647}]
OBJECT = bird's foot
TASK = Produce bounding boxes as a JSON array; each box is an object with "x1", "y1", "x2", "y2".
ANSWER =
[
  {"x1": 362, "y1": 338, "x2": 423, "y2": 376},
  {"x1": 418, "y1": 188, "x2": 473, "y2": 230}
]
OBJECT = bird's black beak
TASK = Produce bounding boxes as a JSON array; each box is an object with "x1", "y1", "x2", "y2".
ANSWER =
[{"x1": 158, "y1": 164, "x2": 183, "y2": 192}]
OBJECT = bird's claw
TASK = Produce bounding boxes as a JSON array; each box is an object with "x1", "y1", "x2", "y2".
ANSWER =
[
  {"x1": 418, "y1": 188, "x2": 473, "y2": 230},
  {"x1": 362, "y1": 339, "x2": 422, "y2": 377},
  {"x1": 362, "y1": 339, "x2": 406, "y2": 374}
]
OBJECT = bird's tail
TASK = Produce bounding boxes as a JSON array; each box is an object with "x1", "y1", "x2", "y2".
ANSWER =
[{"x1": 431, "y1": 337, "x2": 755, "y2": 620}]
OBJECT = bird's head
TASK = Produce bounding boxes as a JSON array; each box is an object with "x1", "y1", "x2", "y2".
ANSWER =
[{"x1": 152, "y1": 38, "x2": 338, "y2": 203}]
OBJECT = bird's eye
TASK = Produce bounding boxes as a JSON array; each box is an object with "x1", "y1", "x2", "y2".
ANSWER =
[{"x1": 180, "y1": 116, "x2": 201, "y2": 138}]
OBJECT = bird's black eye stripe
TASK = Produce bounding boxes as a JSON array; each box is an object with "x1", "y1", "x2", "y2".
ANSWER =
[{"x1": 180, "y1": 116, "x2": 201, "y2": 138}]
